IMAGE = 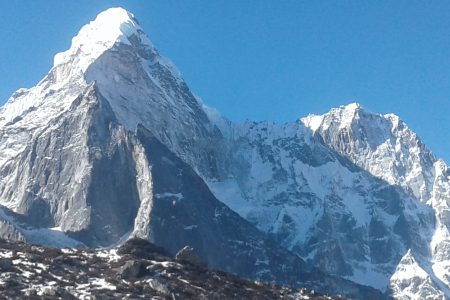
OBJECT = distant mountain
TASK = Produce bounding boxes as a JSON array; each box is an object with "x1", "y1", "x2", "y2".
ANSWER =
[
  {"x1": 0, "y1": 7, "x2": 448, "y2": 299},
  {"x1": 208, "y1": 103, "x2": 450, "y2": 299}
]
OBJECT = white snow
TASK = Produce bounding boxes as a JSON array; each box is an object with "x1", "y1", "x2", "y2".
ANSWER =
[
  {"x1": 184, "y1": 225, "x2": 198, "y2": 230},
  {"x1": 53, "y1": 7, "x2": 143, "y2": 73},
  {"x1": 390, "y1": 250, "x2": 447, "y2": 299},
  {"x1": 155, "y1": 193, "x2": 183, "y2": 201},
  {"x1": 91, "y1": 278, "x2": 117, "y2": 291},
  {"x1": 347, "y1": 263, "x2": 390, "y2": 291},
  {"x1": 22, "y1": 227, "x2": 83, "y2": 248},
  {"x1": 301, "y1": 114, "x2": 323, "y2": 133},
  {"x1": 0, "y1": 251, "x2": 13, "y2": 258},
  {"x1": 207, "y1": 179, "x2": 251, "y2": 217}
]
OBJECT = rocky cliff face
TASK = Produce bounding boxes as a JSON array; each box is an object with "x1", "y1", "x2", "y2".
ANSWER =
[
  {"x1": 204, "y1": 103, "x2": 450, "y2": 298},
  {"x1": 301, "y1": 104, "x2": 450, "y2": 298},
  {"x1": 0, "y1": 6, "x2": 448, "y2": 299}
]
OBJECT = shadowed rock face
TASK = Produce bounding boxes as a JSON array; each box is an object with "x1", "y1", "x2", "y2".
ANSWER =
[
  {"x1": 0, "y1": 85, "x2": 141, "y2": 247},
  {"x1": 131, "y1": 127, "x2": 318, "y2": 292}
]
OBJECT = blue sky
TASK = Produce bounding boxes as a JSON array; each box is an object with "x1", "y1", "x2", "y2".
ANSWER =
[{"x1": 1, "y1": 1, "x2": 450, "y2": 161}]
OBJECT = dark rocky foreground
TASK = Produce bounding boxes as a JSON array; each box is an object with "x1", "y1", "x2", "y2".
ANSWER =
[{"x1": 0, "y1": 238, "x2": 344, "y2": 299}]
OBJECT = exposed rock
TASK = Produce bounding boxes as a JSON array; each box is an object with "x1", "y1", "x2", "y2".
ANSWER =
[
  {"x1": 118, "y1": 238, "x2": 171, "y2": 260},
  {"x1": 0, "y1": 258, "x2": 12, "y2": 270},
  {"x1": 175, "y1": 246, "x2": 204, "y2": 266},
  {"x1": 148, "y1": 278, "x2": 172, "y2": 296},
  {"x1": 115, "y1": 260, "x2": 145, "y2": 279},
  {"x1": 0, "y1": 238, "x2": 342, "y2": 300}
]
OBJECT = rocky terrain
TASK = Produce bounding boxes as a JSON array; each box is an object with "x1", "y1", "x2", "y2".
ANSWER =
[{"x1": 0, "y1": 238, "x2": 342, "y2": 300}]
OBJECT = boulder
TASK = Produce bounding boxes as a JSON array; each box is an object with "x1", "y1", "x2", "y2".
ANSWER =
[
  {"x1": 148, "y1": 278, "x2": 171, "y2": 296},
  {"x1": 175, "y1": 246, "x2": 204, "y2": 266},
  {"x1": 118, "y1": 238, "x2": 170, "y2": 260},
  {"x1": 116, "y1": 260, "x2": 145, "y2": 279}
]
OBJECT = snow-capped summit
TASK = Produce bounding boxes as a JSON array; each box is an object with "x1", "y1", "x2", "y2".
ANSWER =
[
  {"x1": 50, "y1": 7, "x2": 182, "y2": 90},
  {"x1": 53, "y1": 7, "x2": 148, "y2": 72},
  {"x1": 301, "y1": 102, "x2": 363, "y2": 132},
  {"x1": 301, "y1": 103, "x2": 437, "y2": 200},
  {"x1": 0, "y1": 8, "x2": 147, "y2": 127},
  {"x1": 302, "y1": 102, "x2": 383, "y2": 133},
  {"x1": 204, "y1": 101, "x2": 450, "y2": 298}
]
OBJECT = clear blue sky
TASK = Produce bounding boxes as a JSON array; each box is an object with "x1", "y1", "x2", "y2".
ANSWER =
[{"x1": 1, "y1": 1, "x2": 450, "y2": 161}]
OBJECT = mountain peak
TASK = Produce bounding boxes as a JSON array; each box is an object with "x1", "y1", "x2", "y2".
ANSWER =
[
  {"x1": 340, "y1": 102, "x2": 362, "y2": 111},
  {"x1": 95, "y1": 7, "x2": 135, "y2": 23},
  {"x1": 331, "y1": 102, "x2": 363, "y2": 127},
  {"x1": 53, "y1": 7, "x2": 150, "y2": 73},
  {"x1": 86, "y1": 7, "x2": 140, "y2": 38},
  {"x1": 300, "y1": 102, "x2": 363, "y2": 132}
]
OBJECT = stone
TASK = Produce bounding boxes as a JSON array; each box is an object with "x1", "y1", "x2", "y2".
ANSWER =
[
  {"x1": 116, "y1": 260, "x2": 144, "y2": 279},
  {"x1": 0, "y1": 258, "x2": 13, "y2": 270},
  {"x1": 148, "y1": 278, "x2": 171, "y2": 296},
  {"x1": 175, "y1": 246, "x2": 204, "y2": 266}
]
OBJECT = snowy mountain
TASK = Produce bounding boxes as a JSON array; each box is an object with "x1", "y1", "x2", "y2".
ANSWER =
[
  {"x1": 0, "y1": 6, "x2": 448, "y2": 299},
  {"x1": 204, "y1": 103, "x2": 450, "y2": 299}
]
